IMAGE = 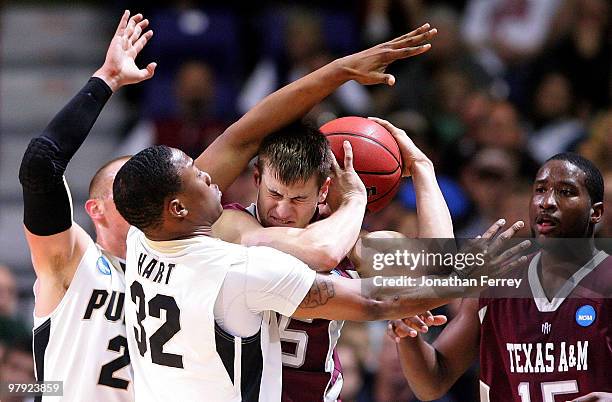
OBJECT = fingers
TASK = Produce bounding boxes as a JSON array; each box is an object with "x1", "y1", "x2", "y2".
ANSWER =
[
  {"x1": 342, "y1": 141, "x2": 355, "y2": 172},
  {"x1": 390, "y1": 27, "x2": 438, "y2": 49},
  {"x1": 492, "y1": 239, "x2": 530, "y2": 265},
  {"x1": 388, "y1": 23, "x2": 431, "y2": 44},
  {"x1": 390, "y1": 44, "x2": 432, "y2": 60},
  {"x1": 139, "y1": 62, "x2": 157, "y2": 81},
  {"x1": 129, "y1": 18, "x2": 149, "y2": 46},
  {"x1": 422, "y1": 310, "x2": 434, "y2": 324},
  {"x1": 487, "y1": 221, "x2": 525, "y2": 256},
  {"x1": 123, "y1": 13, "x2": 143, "y2": 42},
  {"x1": 431, "y1": 314, "x2": 448, "y2": 326},
  {"x1": 387, "y1": 320, "x2": 416, "y2": 342},
  {"x1": 133, "y1": 29, "x2": 154, "y2": 54},
  {"x1": 368, "y1": 117, "x2": 403, "y2": 138},
  {"x1": 328, "y1": 148, "x2": 342, "y2": 177},
  {"x1": 115, "y1": 10, "x2": 130, "y2": 36},
  {"x1": 479, "y1": 219, "x2": 506, "y2": 242}
]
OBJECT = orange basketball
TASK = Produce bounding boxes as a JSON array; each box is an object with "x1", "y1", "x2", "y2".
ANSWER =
[{"x1": 320, "y1": 116, "x2": 403, "y2": 212}]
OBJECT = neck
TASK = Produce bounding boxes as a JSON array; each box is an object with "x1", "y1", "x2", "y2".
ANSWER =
[
  {"x1": 539, "y1": 238, "x2": 597, "y2": 280},
  {"x1": 95, "y1": 227, "x2": 126, "y2": 259}
]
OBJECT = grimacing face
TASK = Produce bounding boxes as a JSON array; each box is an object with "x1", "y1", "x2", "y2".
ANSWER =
[
  {"x1": 254, "y1": 163, "x2": 328, "y2": 229},
  {"x1": 529, "y1": 160, "x2": 601, "y2": 240}
]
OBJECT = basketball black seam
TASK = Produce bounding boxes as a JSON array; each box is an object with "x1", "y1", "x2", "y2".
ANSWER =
[
  {"x1": 355, "y1": 164, "x2": 401, "y2": 175},
  {"x1": 324, "y1": 132, "x2": 402, "y2": 166}
]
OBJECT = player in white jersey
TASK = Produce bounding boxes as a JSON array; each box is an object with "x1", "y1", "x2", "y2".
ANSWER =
[
  {"x1": 19, "y1": 11, "x2": 156, "y2": 401},
  {"x1": 113, "y1": 141, "x2": 526, "y2": 402}
]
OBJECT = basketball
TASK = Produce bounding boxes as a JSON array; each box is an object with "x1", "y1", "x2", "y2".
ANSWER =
[{"x1": 320, "y1": 116, "x2": 403, "y2": 212}]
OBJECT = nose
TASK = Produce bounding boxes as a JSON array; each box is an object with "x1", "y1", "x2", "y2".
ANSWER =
[
  {"x1": 274, "y1": 200, "x2": 294, "y2": 219},
  {"x1": 540, "y1": 189, "x2": 557, "y2": 210}
]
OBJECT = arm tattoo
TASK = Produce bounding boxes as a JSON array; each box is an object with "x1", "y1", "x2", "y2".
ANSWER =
[{"x1": 299, "y1": 276, "x2": 335, "y2": 308}]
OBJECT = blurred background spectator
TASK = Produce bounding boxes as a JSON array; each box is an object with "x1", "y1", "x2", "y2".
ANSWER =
[{"x1": 1, "y1": 1, "x2": 609, "y2": 400}]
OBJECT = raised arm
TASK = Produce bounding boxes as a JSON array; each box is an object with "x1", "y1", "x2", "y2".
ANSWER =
[
  {"x1": 196, "y1": 24, "x2": 438, "y2": 192},
  {"x1": 349, "y1": 118, "x2": 454, "y2": 273},
  {"x1": 213, "y1": 141, "x2": 367, "y2": 270},
  {"x1": 369, "y1": 117, "x2": 453, "y2": 238},
  {"x1": 19, "y1": 11, "x2": 155, "y2": 287}
]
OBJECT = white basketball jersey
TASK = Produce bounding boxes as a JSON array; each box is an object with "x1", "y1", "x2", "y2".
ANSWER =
[
  {"x1": 33, "y1": 239, "x2": 133, "y2": 402},
  {"x1": 125, "y1": 227, "x2": 310, "y2": 402}
]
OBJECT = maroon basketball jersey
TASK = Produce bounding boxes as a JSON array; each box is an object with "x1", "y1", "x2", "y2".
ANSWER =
[
  {"x1": 479, "y1": 251, "x2": 612, "y2": 402},
  {"x1": 223, "y1": 203, "x2": 357, "y2": 402}
]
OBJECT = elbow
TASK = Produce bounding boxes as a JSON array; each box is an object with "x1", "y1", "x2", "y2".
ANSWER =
[
  {"x1": 301, "y1": 239, "x2": 345, "y2": 271},
  {"x1": 19, "y1": 137, "x2": 64, "y2": 192},
  {"x1": 313, "y1": 248, "x2": 343, "y2": 271}
]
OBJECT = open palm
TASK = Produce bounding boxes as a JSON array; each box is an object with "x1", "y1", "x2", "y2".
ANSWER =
[{"x1": 95, "y1": 11, "x2": 156, "y2": 91}]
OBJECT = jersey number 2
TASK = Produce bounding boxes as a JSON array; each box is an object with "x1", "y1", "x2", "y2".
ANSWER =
[
  {"x1": 98, "y1": 335, "x2": 130, "y2": 389},
  {"x1": 130, "y1": 281, "x2": 184, "y2": 368}
]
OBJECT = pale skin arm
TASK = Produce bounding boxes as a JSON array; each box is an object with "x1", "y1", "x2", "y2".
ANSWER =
[
  {"x1": 195, "y1": 24, "x2": 438, "y2": 192},
  {"x1": 213, "y1": 141, "x2": 367, "y2": 271},
  {"x1": 349, "y1": 118, "x2": 455, "y2": 274},
  {"x1": 24, "y1": 11, "x2": 155, "y2": 314}
]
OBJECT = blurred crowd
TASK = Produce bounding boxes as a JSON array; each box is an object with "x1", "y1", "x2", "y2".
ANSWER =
[{"x1": 1, "y1": 0, "x2": 610, "y2": 401}]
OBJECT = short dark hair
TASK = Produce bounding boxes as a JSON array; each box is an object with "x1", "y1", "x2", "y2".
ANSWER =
[
  {"x1": 113, "y1": 145, "x2": 182, "y2": 231},
  {"x1": 258, "y1": 121, "x2": 332, "y2": 187},
  {"x1": 546, "y1": 152, "x2": 604, "y2": 203},
  {"x1": 89, "y1": 155, "x2": 131, "y2": 199}
]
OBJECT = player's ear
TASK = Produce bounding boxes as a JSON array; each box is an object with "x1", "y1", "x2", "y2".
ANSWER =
[
  {"x1": 168, "y1": 198, "x2": 188, "y2": 219},
  {"x1": 253, "y1": 163, "x2": 262, "y2": 187},
  {"x1": 318, "y1": 177, "x2": 331, "y2": 203},
  {"x1": 591, "y1": 201, "x2": 603, "y2": 224},
  {"x1": 85, "y1": 199, "x2": 104, "y2": 221}
]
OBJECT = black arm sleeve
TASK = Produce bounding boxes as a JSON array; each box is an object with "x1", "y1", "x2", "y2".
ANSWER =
[{"x1": 19, "y1": 77, "x2": 113, "y2": 236}]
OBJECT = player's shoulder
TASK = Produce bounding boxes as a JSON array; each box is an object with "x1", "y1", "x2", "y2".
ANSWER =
[{"x1": 576, "y1": 252, "x2": 612, "y2": 297}]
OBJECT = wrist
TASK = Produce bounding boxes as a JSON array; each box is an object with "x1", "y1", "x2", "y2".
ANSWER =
[
  {"x1": 341, "y1": 194, "x2": 368, "y2": 208},
  {"x1": 408, "y1": 158, "x2": 434, "y2": 176},
  {"x1": 328, "y1": 58, "x2": 356, "y2": 84},
  {"x1": 92, "y1": 66, "x2": 121, "y2": 92}
]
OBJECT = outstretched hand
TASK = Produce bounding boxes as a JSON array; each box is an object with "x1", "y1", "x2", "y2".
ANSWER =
[
  {"x1": 387, "y1": 311, "x2": 448, "y2": 342},
  {"x1": 335, "y1": 23, "x2": 437, "y2": 86},
  {"x1": 93, "y1": 10, "x2": 157, "y2": 92}
]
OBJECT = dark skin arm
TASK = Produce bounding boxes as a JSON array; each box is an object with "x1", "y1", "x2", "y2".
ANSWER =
[{"x1": 195, "y1": 24, "x2": 438, "y2": 192}]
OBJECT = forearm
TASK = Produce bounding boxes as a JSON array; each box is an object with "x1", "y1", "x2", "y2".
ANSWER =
[
  {"x1": 411, "y1": 160, "x2": 454, "y2": 238},
  {"x1": 396, "y1": 336, "x2": 452, "y2": 400},
  {"x1": 225, "y1": 60, "x2": 350, "y2": 148},
  {"x1": 19, "y1": 77, "x2": 112, "y2": 235},
  {"x1": 299, "y1": 198, "x2": 367, "y2": 268},
  {"x1": 243, "y1": 198, "x2": 367, "y2": 270},
  {"x1": 195, "y1": 61, "x2": 353, "y2": 190}
]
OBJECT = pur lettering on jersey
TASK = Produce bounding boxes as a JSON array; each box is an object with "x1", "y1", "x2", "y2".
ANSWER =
[
  {"x1": 137, "y1": 252, "x2": 175, "y2": 284},
  {"x1": 83, "y1": 289, "x2": 125, "y2": 321},
  {"x1": 505, "y1": 341, "x2": 588, "y2": 373}
]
